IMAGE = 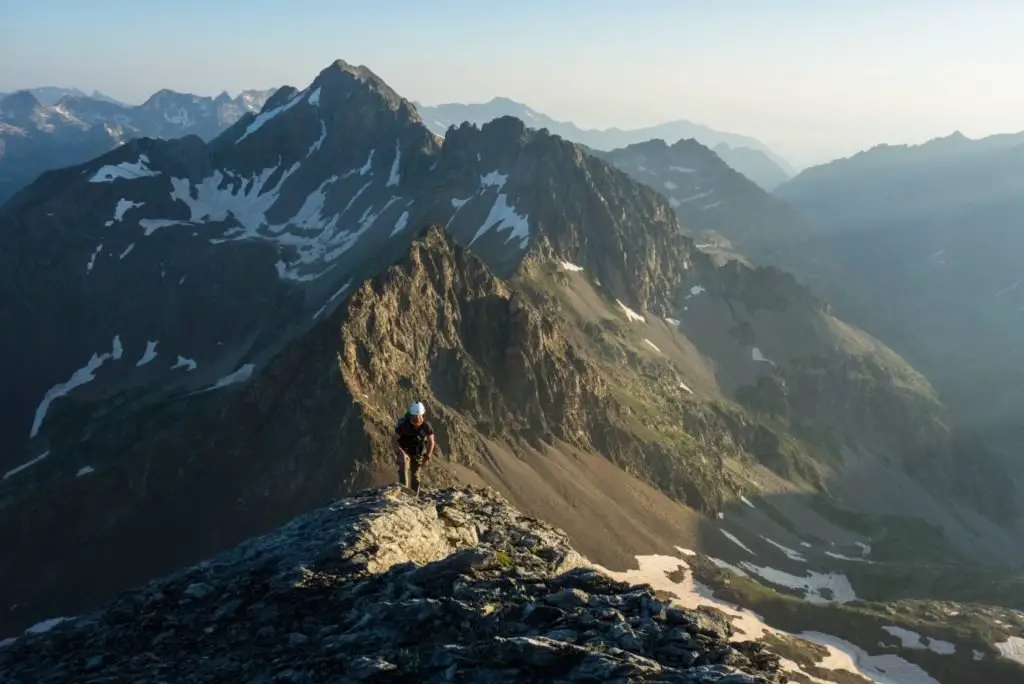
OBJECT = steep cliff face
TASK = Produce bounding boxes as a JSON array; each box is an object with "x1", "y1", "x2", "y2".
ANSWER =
[{"x1": 0, "y1": 485, "x2": 787, "y2": 684}]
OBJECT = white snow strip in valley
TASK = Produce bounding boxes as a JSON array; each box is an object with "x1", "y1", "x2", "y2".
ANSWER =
[
  {"x1": 678, "y1": 381, "x2": 694, "y2": 394},
  {"x1": 136, "y1": 341, "x2": 159, "y2": 367},
  {"x1": 86, "y1": 243, "x2": 103, "y2": 272},
  {"x1": 825, "y1": 551, "x2": 876, "y2": 564},
  {"x1": 760, "y1": 536, "x2": 807, "y2": 562},
  {"x1": 670, "y1": 166, "x2": 696, "y2": 173},
  {"x1": 358, "y1": 149, "x2": 375, "y2": 175},
  {"x1": 752, "y1": 347, "x2": 776, "y2": 365},
  {"x1": 119, "y1": 243, "x2": 135, "y2": 259},
  {"x1": 140, "y1": 219, "x2": 183, "y2": 236},
  {"x1": 701, "y1": 200, "x2": 722, "y2": 210},
  {"x1": 593, "y1": 553, "x2": 939, "y2": 684},
  {"x1": 995, "y1": 636, "x2": 1024, "y2": 666},
  {"x1": 76, "y1": 465, "x2": 95, "y2": 477},
  {"x1": 740, "y1": 496, "x2": 756, "y2": 509},
  {"x1": 720, "y1": 529, "x2": 756, "y2": 555},
  {"x1": 480, "y1": 171, "x2": 508, "y2": 189},
  {"x1": 308, "y1": 120, "x2": 328, "y2": 156},
  {"x1": 558, "y1": 261, "x2": 583, "y2": 272},
  {"x1": 686, "y1": 285, "x2": 705, "y2": 298},
  {"x1": 172, "y1": 355, "x2": 197, "y2": 372},
  {"x1": 386, "y1": 140, "x2": 401, "y2": 187},
  {"x1": 24, "y1": 617, "x2": 70, "y2": 635},
  {"x1": 391, "y1": 210, "x2": 410, "y2": 237},
  {"x1": 678, "y1": 190, "x2": 713, "y2": 203},
  {"x1": 663, "y1": 180, "x2": 679, "y2": 190},
  {"x1": 113, "y1": 198, "x2": 143, "y2": 222},
  {"x1": 307, "y1": 87, "x2": 322, "y2": 106},
  {"x1": 736, "y1": 563, "x2": 857, "y2": 604},
  {"x1": 616, "y1": 299, "x2": 646, "y2": 323},
  {"x1": 995, "y1": 281, "x2": 1020, "y2": 297},
  {"x1": 213, "y1": 364, "x2": 255, "y2": 389},
  {"x1": 30, "y1": 336, "x2": 123, "y2": 438},
  {"x1": 237, "y1": 88, "x2": 308, "y2": 142},
  {"x1": 665, "y1": 317, "x2": 681, "y2": 327},
  {"x1": 88, "y1": 154, "x2": 160, "y2": 183},
  {"x1": 881, "y1": 626, "x2": 956, "y2": 655},
  {"x1": 469, "y1": 193, "x2": 530, "y2": 249},
  {"x1": 312, "y1": 279, "x2": 353, "y2": 319},
  {"x1": 4, "y1": 451, "x2": 50, "y2": 480},
  {"x1": 854, "y1": 541, "x2": 871, "y2": 556},
  {"x1": 708, "y1": 556, "x2": 749, "y2": 576},
  {"x1": 643, "y1": 338, "x2": 661, "y2": 353}
]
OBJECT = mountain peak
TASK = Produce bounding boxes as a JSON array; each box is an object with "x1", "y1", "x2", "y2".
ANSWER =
[
  {"x1": 308, "y1": 59, "x2": 419, "y2": 123},
  {"x1": 0, "y1": 89, "x2": 44, "y2": 115}
]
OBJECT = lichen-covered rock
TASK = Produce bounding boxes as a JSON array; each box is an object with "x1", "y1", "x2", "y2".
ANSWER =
[{"x1": 0, "y1": 485, "x2": 783, "y2": 683}]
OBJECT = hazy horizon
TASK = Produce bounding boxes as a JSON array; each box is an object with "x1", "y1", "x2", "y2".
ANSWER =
[{"x1": 5, "y1": 0, "x2": 1023, "y2": 168}]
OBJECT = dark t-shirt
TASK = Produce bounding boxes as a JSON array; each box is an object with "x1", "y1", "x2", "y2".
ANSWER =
[{"x1": 395, "y1": 415, "x2": 434, "y2": 456}]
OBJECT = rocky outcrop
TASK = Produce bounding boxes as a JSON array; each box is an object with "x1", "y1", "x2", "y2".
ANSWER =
[{"x1": 0, "y1": 485, "x2": 783, "y2": 683}]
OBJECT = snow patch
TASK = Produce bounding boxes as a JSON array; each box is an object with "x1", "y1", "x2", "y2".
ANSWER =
[
  {"x1": 212, "y1": 364, "x2": 255, "y2": 389},
  {"x1": 881, "y1": 626, "x2": 956, "y2": 655},
  {"x1": 670, "y1": 166, "x2": 696, "y2": 173},
  {"x1": 88, "y1": 154, "x2": 160, "y2": 183},
  {"x1": 113, "y1": 198, "x2": 143, "y2": 222},
  {"x1": 172, "y1": 355, "x2": 197, "y2": 372},
  {"x1": 469, "y1": 192, "x2": 530, "y2": 249},
  {"x1": 558, "y1": 261, "x2": 583, "y2": 272},
  {"x1": 313, "y1": 279, "x2": 353, "y2": 319},
  {"x1": 237, "y1": 89, "x2": 308, "y2": 142},
  {"x1": 752, "y1": 347, "x2": 776, "y2": 365},
  {"x1": 720, "y1": 529, "x2": 756, "y2": 555},
  {"x1": 665, "y1": 317, "x2": 681, "y2": 327},
  {"x1": 76, "y1": 465, "x2": 95, "y2": 477},
  {"x1": 391, "y1": 210, "x2": 410, "y2": 237},
  {"x1": 663, "y1": 180, "x2": 679, "y2": 190},
  {"x1": 30, "y1": 336, "x2": 123, "y2": 438},
  {"x1": 737, "y1": 563, "x2": 857, "y2": 604},
  {"x1": 136, "y1": 341, "x2": 158, "y2": 367},
  {"x1": 760, "y1": 536, "x2": 807, "y2": 563},
  {"x1": 119, "y1": 243, "x2": 135, "y2": 259},
  {"x1": 687, "y1": 285, "x2": 705, "y2": 298},
  {"x1": 825, "y1": 551, "x2": 876, "y2": 564},
  {"x1": 4, "y1": 451, "x2": 49, "y2": 480},
  {"x1": 86, "y1": 243, "x2": 103, "y2": 272},
  {"x1": 308, "y1": 120, "x2": 328, "y2": 156},
  {"x1": 995, "y1": 636, "x2": 1024, "y2": 666},
  {"x1": 800, "y1": 631, "x2": 940, "y2": 684},
  {"x1": 740, "y1": 496, "x2": 756, "y2": 509},
  {"x1": 643, "y1": 338, "x2": 661, "y2": 353},
  {"x1": 615, "y1": 300, "x2": 646, "y2": 323},
  {"x1": 308, "y1": 87, "x2": 322, "y2": 106},
  {"x1": 678, "y1": 381, "x2": 694, "y2": 394},
  {"x1": 139, "y1": 219, "x2": 182, "y2": 236},
  {"x1": 25, "y1": 617, "x2": 70, "y2": 635},
  {"x1": 386, "y1": 140, "x2": 401, "y2": 187}
]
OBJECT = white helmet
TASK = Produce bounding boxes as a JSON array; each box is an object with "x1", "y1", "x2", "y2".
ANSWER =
[{"x1": 408, "y1": 401, "x2": 426, "y2": 416}]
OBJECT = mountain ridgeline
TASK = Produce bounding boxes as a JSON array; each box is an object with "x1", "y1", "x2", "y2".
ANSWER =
[
  {"x1": 0, "y1": 87, "x2": 276, "y2": 204},
  {"x1": 0, "y1": 59, "x2": 1018, "y2": 643}
]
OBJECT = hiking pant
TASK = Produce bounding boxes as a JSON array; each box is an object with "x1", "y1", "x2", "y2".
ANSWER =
[{"x1": 397, "y1": 451, "x2": 424, "y2": 492}]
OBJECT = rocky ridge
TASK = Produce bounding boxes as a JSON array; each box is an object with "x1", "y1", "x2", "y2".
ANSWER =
[{"x1": 0, "y1": 485, "x2": 783, "y2": 684}]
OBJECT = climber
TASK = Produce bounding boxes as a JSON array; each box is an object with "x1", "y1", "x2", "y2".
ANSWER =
[{"x1": 393, "y1": 401, "x2": 435, "y2": 494}]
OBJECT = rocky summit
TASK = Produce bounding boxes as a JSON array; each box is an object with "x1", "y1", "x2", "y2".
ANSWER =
[{"x1": 0, "y1": 485, "x2": 782, "y2": 684}]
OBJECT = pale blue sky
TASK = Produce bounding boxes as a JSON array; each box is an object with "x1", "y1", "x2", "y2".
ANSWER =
[{"x1": 3, "y1": 0, "x2": 1023, "y2": 166}]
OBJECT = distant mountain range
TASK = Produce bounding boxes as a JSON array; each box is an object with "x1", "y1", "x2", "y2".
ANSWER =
[
  {"x1": 0, "y1": 86, "x2": 128, "y2": 107},
  {"x1": 0, "y1": 87, "x2": 276, "y2": 204},
  {"x1": 775, "y1": 130, "x2": 1024, "y2": 462},
  {"x1": 415, "y1": 96, "x2": 794, "y2": 190}
]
